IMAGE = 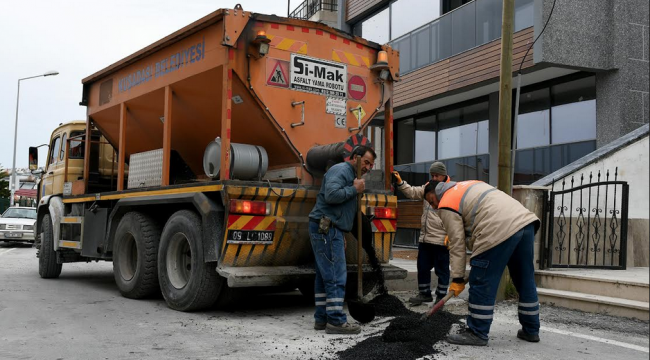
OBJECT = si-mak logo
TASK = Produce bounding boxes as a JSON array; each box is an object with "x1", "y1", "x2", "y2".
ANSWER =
[{"x1": 290, "y1": 54, "x2": 347, "y2": 98}]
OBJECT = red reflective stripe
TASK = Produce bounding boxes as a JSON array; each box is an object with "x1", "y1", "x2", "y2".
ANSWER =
[
  {"x1": 271, "y1": 23, "x2": 280, "y2": 29},
  {"x1": 373, "y1": 219, "x2": 387, "y2": 232},
  {"x1": 330, "y1": 34, "x2": 337, "y2": 40},
  {"x1": 265, "y1": 220, "x2": 277, "y2": 231},
  {"x1": 302, "y1": 27, "x2": 309, "y2": 33},
  {"x1": 343, "y1": 39, "x2": 350, "y2": 45},
  {"x1": 227, "y1": 215, "x2": 241, "y2": 227},
  {"x1": 316, "y1": 30, "x2": 323, "y2": 35},
  {"x1": 242, "y1": 216, "x2": 266, "y2": 230},
  {"x1": 356, "y1": 43, "x2": 363, "y2": 49},
  {"x1": 286, "y1": 25, "x2": 295, "y2": 31}
]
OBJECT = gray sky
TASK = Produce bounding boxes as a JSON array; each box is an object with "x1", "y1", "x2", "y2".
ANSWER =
[{"x1": 0, "y1": 0, "x2": 291, "y2": 170}]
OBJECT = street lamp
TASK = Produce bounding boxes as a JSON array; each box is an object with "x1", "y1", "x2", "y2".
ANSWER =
[{"x1": 10, "y1": 71, "x2": 59, "y2": 206}]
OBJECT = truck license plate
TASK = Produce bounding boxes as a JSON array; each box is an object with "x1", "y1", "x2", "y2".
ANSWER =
[
  {"x1": 4, "y1": 232, "x2": 23, "y2": 238},
  {"x1": 227, "y1": 230, "x2": 274, "y2": 244}
]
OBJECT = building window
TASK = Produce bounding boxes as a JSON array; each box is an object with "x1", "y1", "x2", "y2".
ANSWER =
[
  {"x1": 353, "y1": 7, "x2": 389, "y2": 44},
  {"x1": 414, "y1": 115, "x2": 436, "y2": 163},
  {"x1": 438, "y1": 101, "x2": 489, "y2": 159},
  {"x1": 396, "y1": 119, "x2": 415, "y2": 164},
  {"x1": 514, "y1": 75, "x2": 597, "y2": 184}
]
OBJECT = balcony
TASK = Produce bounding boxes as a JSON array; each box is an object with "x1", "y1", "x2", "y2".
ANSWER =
[
  {"x1": 289, "y1": 0, "x2": 338, "y2": 21},
  {"x1": 389, "y1": 0, "x2": 534, "y2": 75}
]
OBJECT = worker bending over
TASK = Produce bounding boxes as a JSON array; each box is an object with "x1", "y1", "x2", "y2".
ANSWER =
[
  {"x1": 392, "y1": 162, "x2": 450, "y2": 306},
  {"x1": 422, "y1": 180, "x2": 541, "y2": 346},
  {"x1": 308, "y1": 145, "x2": 376, "y2": 335}
]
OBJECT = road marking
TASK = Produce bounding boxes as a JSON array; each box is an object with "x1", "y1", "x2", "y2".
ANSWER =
[
  {"x1": 0, "y1": 248, "x2": 16, "y2": 256},
  {"x1": 540, "y1": 326, "x2": 649, "y2": 353}
]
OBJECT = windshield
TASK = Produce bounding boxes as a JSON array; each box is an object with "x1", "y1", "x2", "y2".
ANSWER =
[{"x1": 2, "y1": 208, "x2": 37, "y2": 220}]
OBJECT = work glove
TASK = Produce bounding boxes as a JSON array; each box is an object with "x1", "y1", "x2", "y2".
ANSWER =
[
  {"x1": 391, "y1": 171, "x2": 403, "y2": 185},
  {"x1": 444, "y1": 236, "x2": 450, "y2": 250},
  {"x1": 449, "y1": 282, "x2": 465, "y2": 297}
]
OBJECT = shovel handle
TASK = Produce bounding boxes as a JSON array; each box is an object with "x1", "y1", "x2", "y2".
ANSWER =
[
  {"x1": 423, "y1": 292, "x2": 454, "y2": 319},
  {"x1": 356, "y1": 159, "x2": 363, "y2": 299}
]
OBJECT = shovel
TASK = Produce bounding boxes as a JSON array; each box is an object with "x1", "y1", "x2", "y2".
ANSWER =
[
  {"x1": 420, "y1": 279, "x2": 468, "y2": 321},
  {"x1": 348, "y1": 158, "x2": 376, "y2": 324}
]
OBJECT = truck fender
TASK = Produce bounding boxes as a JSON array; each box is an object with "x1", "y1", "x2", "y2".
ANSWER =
[{"x1": 46, "y1": 197, "x2": 64, "y2": 251}]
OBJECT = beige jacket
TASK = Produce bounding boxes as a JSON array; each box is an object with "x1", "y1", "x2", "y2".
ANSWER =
[
  {"x1": 438, "y1": 181, "x2": 540, "y2": 279},
  {"x1": 397, "y1": 181, "x2": 447, "y2": 246}
]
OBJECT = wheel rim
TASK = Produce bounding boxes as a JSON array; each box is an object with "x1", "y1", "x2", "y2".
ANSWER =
[
  {"x1": 118, "y1": 233, "x2": 137, "y2": 281},
  {"x1": 166, "y1": 232, "x2": 192, "y2": 289}
]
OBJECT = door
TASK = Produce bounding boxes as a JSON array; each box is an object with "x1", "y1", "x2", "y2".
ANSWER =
[{"x1": 42, "y1": 133, "x2": 61, "y2": 196}]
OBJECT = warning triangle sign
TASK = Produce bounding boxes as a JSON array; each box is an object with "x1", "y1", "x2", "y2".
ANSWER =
[{"x1": 267, "y1": 61, "x2": 289, "y2": 88}]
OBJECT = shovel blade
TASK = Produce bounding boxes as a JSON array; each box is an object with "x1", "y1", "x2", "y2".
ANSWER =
[{"x1": 348, "y1": 299, "x2": 375, "y2": 324}]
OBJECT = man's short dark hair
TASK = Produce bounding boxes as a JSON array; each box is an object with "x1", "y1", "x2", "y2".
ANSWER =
[
  {"x1": 352, "y1": 145, "x2": 377, "y2": 160},
  {"x1": 424, "y1": 181, "x2": 440, "y2": 197}
]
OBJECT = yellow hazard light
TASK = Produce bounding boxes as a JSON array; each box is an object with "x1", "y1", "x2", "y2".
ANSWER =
[
  {"x1": 377, "y1": 51, "x2": 388, "y2": 65},
  {"x1": 253, "y1": 29, "x2": 271, "y2": 57},
  {"x1": 257, "y1": 30, "x2": 267, "y2": 37},
  {"x1": 370, "y1": 50, "x2": 390, "y2": 74}
]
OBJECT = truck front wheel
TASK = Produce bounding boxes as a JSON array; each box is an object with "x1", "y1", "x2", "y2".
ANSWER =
[
  {"x1": 158, "y1": 210, "x2": 223, "y2": 311},
  {"x1": 112, "y1": 212, "x2": 161, "y2": 299},
  {"x1": 39, "y1": 214, "x2": 62, "y2": 278}
]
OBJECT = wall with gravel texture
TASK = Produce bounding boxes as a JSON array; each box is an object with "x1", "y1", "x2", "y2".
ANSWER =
[{"x1": 533, "y1": 0, "x2": 649, "y2": 148}]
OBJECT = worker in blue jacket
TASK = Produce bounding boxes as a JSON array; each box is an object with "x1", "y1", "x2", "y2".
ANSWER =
[{"x1": 308, "y1": 145, "x2": 375, "y2": 335}]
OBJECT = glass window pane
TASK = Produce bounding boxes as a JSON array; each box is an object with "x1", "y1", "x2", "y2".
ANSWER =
[
  {"x1": 60, "y1": 133, "x2": 67, "y2": 161},
  {"x1": 396, "y1": 119, "x2": 415, "y2": 164},
  {"x1": 451, "y1": 1, "x2": 476, "y2": 54},
  {"x1": 517, "y1": 110, "x2": 550, "y2": 149},
  {"x1": 476, "y1": 0, "x2": 502, "y2": 44},
  {"x1": 393, "y1": 36, "x2": 411, "y2": 73},
  {"x1": 551, "y1": 100, "x2": 597, "y2": 144},
  {"x1": 434, "y1": 15, "x2": 453, "y2": 61},
  {"x1": 552, "y1": 76, "x2": 596, "y2": 107},
  {"x1": 415, "y1": 116, "x2": 436, "y2": 163},
  {"x1": 477, "y1": 120, "x2": 489, "y2": 154},
  {"x1": 360, "y1": 7, "x2": 389, "y2": 44},
  {"x1": 414, "y1": 25, "x2": 431, "y2": 69},
  {"x1": 50, "y1": 137, "x2": 61, "y2": 165},
  {"x1": 391, "y1": 0, "x2": 441, "y2": 40},
  {"x1": 515, "y1": 0, "x2": 535, "y2": 32},
  {"x1": 69, "y1": 131, "x2": 85, "y2": 159}
]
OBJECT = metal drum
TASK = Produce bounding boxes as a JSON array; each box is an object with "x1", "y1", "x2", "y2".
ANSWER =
[{"x1": 203, "y1": 138, "x2": 268, "y2": 180}]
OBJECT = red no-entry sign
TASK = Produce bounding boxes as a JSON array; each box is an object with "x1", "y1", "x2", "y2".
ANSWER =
[{"x1": 348, "y1": 75, "x2": 366, "y2": 101}]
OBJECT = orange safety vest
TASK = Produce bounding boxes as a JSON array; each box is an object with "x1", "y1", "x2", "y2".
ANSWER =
[{"x1": 438, "y1": 180, "x2": 497, "y2": 239}]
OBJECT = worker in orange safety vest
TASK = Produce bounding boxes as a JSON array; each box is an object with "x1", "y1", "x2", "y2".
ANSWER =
[{"x1": 422, "y1": 180, "x2": 541, "y2": 346}]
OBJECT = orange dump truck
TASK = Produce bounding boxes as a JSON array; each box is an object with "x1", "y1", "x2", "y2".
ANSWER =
[{"x1": 31, "y1": 6, "x2": 405, "y2": 311}]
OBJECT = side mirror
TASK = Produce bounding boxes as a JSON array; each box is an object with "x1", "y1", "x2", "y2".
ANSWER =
[{"x1": 29, "y1": 147, "x2": 38, "y2": 170}]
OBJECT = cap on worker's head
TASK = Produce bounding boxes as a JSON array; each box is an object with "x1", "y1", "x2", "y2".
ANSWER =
[{"x1": 429, "y1": 162, "x2": 447, "y2": 176}]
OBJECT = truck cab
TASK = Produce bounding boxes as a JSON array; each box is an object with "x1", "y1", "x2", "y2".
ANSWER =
[{"x1": 36, "y1": 121, "x2": 123, "y2": 198}]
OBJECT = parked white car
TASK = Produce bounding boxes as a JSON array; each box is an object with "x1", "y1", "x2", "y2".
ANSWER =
[{"x1": 0, "y1": 207, "x2": 37, "y2": 243}]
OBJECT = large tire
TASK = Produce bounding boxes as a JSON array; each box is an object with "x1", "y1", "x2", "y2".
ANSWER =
[
  {"x1": 112, "y1": 212, "x2": 161, "y2": 299},
  {"x1": 39, "y1": 214, "x2": 62, "y2": 278},
  {"x1": 158, "y1": 210, "x2": 223, "y2": 311}
]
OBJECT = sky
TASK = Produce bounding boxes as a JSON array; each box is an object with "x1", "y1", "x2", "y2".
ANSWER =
[{"x1": 0, "y1": 0, "x2": 292, "y2": 170}]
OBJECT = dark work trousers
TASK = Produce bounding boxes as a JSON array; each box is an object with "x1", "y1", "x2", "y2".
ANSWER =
[
  {"x1": 466, "y1": 223, "x2": 540, "y2": 340},
  {"x1": 417, "y1": 242, "x2": 450, "y2": 298}
]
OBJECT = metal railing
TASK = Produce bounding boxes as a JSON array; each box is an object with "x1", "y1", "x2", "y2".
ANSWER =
[
  {"x1": 389, "y1": 0, "x2": 534, "y2": 75},
  {"x1": 289, "y1": 0, "x2": 337, "y2": 20},
  {"x1": 540, "y1": 168, "x2": 629, "y2": 269}
]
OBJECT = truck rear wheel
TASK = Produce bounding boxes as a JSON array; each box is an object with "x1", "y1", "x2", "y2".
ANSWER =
[
  {"x1": 112, "y1": 212, "x2": 161, "y2": 299},
  {"x1": 39, "y1": 214, "x2": 62, "y2": 278},
  {"x1": 158, "y1": 210, "x2": 223, "y2": 311}
]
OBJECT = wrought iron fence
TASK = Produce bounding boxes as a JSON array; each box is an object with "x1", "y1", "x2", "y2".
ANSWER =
[
  {"x1": 289, "y1": 0, "x2": 337, "y2": 20},
  {"x1": 540, "y1": 168, "x2": 629, "y2": 269}
]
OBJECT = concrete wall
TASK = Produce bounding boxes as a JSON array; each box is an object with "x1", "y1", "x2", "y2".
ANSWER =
[
  {"x1": 552, "y1": 136, "x2": 649, "y2": 267},
  {"x1": 534, "y1": 0, "x2": 650, "y2": 148},
  {"x1": 513, "y1": 186, "x2": 548, "y2": 270},
  {"x1": 309, "y1": 9, "x2": 339, "y2": 28}
]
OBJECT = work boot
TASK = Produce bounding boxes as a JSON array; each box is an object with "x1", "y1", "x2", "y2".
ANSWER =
[
  {"x1": 314, "y1": 322, "x2": 326, "y2": 331},
  {"x1": 517, "y1": 329, "x2": 540, "y2": 342},
  {"x1": 409, "y1": 293, "x2": 433, "y2": 306},
  {"x1": 447, "y1": 328, "x2": 488, "y2": 346},
  {"x1": 325, "y1": 322, "x2": 361, "y2": 335}
]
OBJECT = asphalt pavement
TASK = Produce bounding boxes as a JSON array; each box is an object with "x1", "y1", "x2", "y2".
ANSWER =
[{"x1": 0, "y1": 242, "x2": 648, "y2": 360}]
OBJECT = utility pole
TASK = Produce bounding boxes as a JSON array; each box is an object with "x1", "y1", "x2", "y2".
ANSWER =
[{"x1": 496, "y1": 0, "x2": 515, "y2": 301}]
